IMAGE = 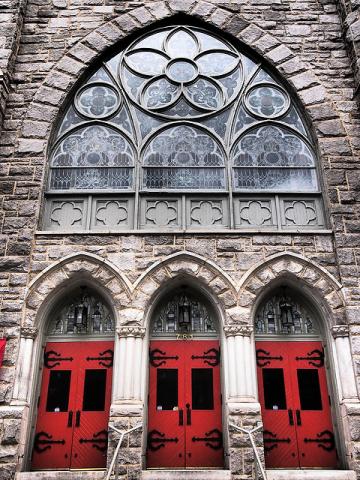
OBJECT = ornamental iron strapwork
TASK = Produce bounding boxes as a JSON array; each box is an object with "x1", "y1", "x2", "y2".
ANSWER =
[
  {"x1": 47, "y1": 287, "x2": 115, "y2": 336},
  {"x1": 254, "y1": 288, "x2": 319, "y2": 336},
  {"x1": 43, "y1": 25, "x2": 325, "y2": 232},
  {"x1": 152, "y1": 290, "x2": 217, "y2": 336}
]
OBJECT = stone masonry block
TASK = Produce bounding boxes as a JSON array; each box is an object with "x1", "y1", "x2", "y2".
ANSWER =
[
  {"x1": 168, "y1": 0, "x2": 196, "y2": 12},
  {"x1": 316, "y1": 119, "x2": 346, "y2": 136},
  {"x1": 298, "y1": 85, "x2": 326, "y2": 105},
  {"x1": 83, "y1": 32, "x2": 110, "y2": 52},
  {"x1": 130, "y1": 7, "x2": 154, "y2": 26},
  {"x1": 210, "y1": 8, "x2": 233, "y2": 27},
  {"x1": 192, "y1": 1, "x2": 216, "y2": 17},
  {"x1": 18, "y1": 139, "x2": 45, "y2": 153},
  {"x1": 146, "y1": 1, "x2": 172, "y2": 20},
  {"x1": 290, "y1": 71, "x2": 318, "y2": 90},
  {"x1": 70, "y1": 43, "x2": 97, "y2": 64},
  {"x1": 265, "y1": 45, "x2": 293, "y2": 64},
  {"x1": 240, "y1": 24, "x2": 263, "y2": 44}
]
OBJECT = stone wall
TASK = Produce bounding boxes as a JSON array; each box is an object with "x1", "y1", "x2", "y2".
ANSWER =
[{"x1": 0, "y1": 0, "x2": 360, "y2": 478}]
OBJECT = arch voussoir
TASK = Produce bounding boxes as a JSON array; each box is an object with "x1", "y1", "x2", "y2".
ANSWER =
[
  {"x1": 238, "y1": 252, "x2": 345, "y2": 329},
  {"x1": 24, "y1": 253, "x2": 131, "y2": 329}
]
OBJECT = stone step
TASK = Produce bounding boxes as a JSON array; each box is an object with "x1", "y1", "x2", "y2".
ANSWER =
[
  {"x1": 15, "y1": 472, "x2": 105, "y2": 480},
  {"x1": 266, "y1": 470, "x2": 357, "y2": 480},
  {"x1": 141, "y1": 470, "x2": 231, "y2": 480}
]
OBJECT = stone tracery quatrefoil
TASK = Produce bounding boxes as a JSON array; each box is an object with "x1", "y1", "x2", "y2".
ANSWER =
[{"x1": 121, "y1": 27, "x2": 243, "y2": 116}]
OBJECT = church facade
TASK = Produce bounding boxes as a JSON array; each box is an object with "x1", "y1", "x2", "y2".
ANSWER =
[{"x1": 0, "y1": 1, "x2": 360, "y2": 479}]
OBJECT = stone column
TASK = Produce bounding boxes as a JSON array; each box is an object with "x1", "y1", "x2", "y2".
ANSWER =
[
  {"x1": 12, "y1": 327, "x2": 38, "y2": 403},
  {"x1": 223, "y1": 324, "x2": 257, "y2": 401},
  {"x1": 331, "y1": 325, "x2": 358, "y2": 401},
  {"x1": 115, "y1": 325, "x2": 146, "y2": 403}
]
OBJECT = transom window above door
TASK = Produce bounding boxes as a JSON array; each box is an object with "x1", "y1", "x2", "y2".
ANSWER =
[
  {"x1": 255, "y1": 287, "x2": 320, "y2": 338},
  {"x1": 151, "y1": 289, "x2": 218, "y2": 338},
  {"x1": 42, "y1": 25, "x2": 325, "y2": 232},
  {"x1": 47, "y1": 287, "x2": 115, "y2": 338}
]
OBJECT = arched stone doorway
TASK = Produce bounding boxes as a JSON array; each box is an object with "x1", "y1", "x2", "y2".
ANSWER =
[
  {"x1": 31, "y1": 286, "x2": 115, "y2": 471},
  {"x1": 147, "y1": 285, "x2": 224, "y2": 469},
  {"x1": 254, "y1": 286, "x2": 338, "y2": 469}
]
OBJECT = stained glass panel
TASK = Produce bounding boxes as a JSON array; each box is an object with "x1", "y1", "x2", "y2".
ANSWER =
[
  {"x1": 46, "y1": 25, "x2": 323, "y2": 232},
  {"x1": 151, "y1": 291, "x2": 217, "y2": 336},
  {"x1": 233, "y1": 125, "x2": 318, "y2": 191},
  {"x1": 255, "y1": 289, "x2": 319, "y2": 336},
  {"x1": 48, "y1": 290, "x2": 115, "y2": 336}
]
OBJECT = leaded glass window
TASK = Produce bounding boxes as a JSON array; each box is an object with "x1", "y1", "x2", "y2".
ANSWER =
[
  {"x1": 47, "y1": 288, "x2": 115, "y2": 337},
  {"x1": 151, "y1": 290, "x2": 217, "y2": 338},
  {"x1": 254, "y1": 288, "x2": 319, "y2": 337},
  {"x1": 43, "y1": 25, "x2": 325, "y2": 232}
]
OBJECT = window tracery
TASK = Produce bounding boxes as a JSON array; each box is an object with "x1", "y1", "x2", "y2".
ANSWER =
[
  {"x1": 151, "y1": 290, "x2": 217, "y2": 337},
  {"x1": 47, "y1": 288, "x2": 115, "y2": 337},
  {"x1": 254, "y1": 288, "x2": 319, "y2": 337},
  {"x1": 43, "y1": 25, "x2": 325, "y2": 232}
]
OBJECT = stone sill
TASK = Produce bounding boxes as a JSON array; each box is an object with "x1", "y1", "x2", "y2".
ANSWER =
[
  {"x1": 266, "y1": 470, "x2": 356, "y2": 480},
  {"x1": 35, "y1": 229, "x2": 333, "y2": 236}
]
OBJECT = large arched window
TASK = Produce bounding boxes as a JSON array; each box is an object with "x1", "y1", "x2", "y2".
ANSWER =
[{"x1": 43, "y1": 25, "x2": 325, "y2": 231}]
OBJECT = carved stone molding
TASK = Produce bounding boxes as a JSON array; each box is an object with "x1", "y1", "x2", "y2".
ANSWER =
[
  {"x1": 20, "y1": 327, "x2": 38, "y2": 339},
  {"x1": 331, "y1": 324, "x2": 349, "y2": 338},
  {"x1": 224, "y1": 324, "x2": 253, "y2": 337},
  {"x1": 117, "y1": 326, "x2": 146, "y2": 338}
]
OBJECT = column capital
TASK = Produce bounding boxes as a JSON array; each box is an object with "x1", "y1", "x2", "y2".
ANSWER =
[
  {"x1": 331, "y1": 324, "x2": 349, "y2": 338},
  {"x1": 224, "y1": 324, "x2": 253, "y2": 337},
  {"x1": 20, "y1": 326, "x2": 38, "y2": 339},
  {"x1": 117, "y1": 325, "x2": 146, "y2": 338}
]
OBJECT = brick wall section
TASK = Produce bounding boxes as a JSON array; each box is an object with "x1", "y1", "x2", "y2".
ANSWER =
[{"x1": 0, "y1": 0, "x2": 359, "y2": 478}]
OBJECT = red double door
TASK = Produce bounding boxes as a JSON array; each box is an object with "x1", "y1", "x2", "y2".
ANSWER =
[
  {"x1": 147, "y1": 340, "x2": 223, "y2": 468},
  {"x1": 256, "y1": 341, "x2": 338, "y2": 468},
  {"x1": 32, "y1": 341, "x2": 113, "y2": 470}
]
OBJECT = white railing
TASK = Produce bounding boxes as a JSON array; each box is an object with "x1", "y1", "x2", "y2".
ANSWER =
[
  {"x1": 229, "y1": 423, "x2": 267, "y2": 480},
  {"x1": 105, "y1": 423, "x2": 142, "y2": 480}
]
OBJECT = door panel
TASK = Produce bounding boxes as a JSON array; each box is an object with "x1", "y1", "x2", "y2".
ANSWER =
[
  {"x1": 147, "y1": 340, "x2": 223, "y2": 469},
  {"x1": 288, "y1": 342, "x2": 337, "y2": 468},
  {"x1": 256, "y1": 341, "x2": 337, "y2": 469},
  {"x1": 32, "y1": 343, "x2": 78, "y2": 470},
  {"x1": 71, "y1": 342, "x2": 113, "y2": 469},
  {"x1": 32, "y1": 341, "x2": 113, "y2": 471},
  {"x1": 147, "y1": 341, "x2": 185, "y2": 468},
  {"x1": 256, "y1": 342, "x2": 298, "y2": 468},
  {"x1": 185, "y1": 341, "x2": 223, "y2": 468}
]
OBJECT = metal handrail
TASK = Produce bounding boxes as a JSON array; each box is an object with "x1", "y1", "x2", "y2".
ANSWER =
[
  {"x1": 105, "y1": 423, "x2": 142, "y2": 480},
  {"x1": 229, "y1": 423, "x2": 267, "y2": 480}
]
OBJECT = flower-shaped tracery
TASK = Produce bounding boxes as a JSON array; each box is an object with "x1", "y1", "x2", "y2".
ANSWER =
[
  {"x1": 121, "y1": 27, "x2": 242, "y2": 117},
  {"x1": 76, "y1": 84, "x2": 121, "y2": 119}
]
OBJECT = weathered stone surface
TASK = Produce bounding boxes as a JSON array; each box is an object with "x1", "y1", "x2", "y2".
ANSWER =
[{"x1": 0, "y1": 2, "x2": 360, "y2": 479}]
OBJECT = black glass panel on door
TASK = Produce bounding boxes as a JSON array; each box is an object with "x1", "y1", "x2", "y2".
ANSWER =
[
  {"x1": 82, "y1": 369, "x2": 107, "y2": 411},
  {"x1": 263, "y1": 368, "x2": 287, "y2": 410},
  {"x1": 192, "y1": 368, "x2": 214, "y2": 410},
  {"x1": 46, "y1": 370, "x2": 71, "y2": 412},
  {"x1": 157, "y1": 369, "x2": 178, "y2": 410},
  {"x1": 297, "y1": 369, "x2": 322, "y2": 410}
]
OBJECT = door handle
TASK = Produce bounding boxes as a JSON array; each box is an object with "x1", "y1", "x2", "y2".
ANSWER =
[
  {"x1": 67, "y1": 410, "x2": 73, "y2": 428},
  {"x1": 288, "y1": 409, "x2": 294, "y2": 426},
  {"x1": 179, "y1": 409, "x2": 183, "y2": 426},
  {"x1": 186, "y1": 403, "x2": 191, "y2": 426},
  {"x1": 296, "y1": 409, "x2": 302, "y2": 426},
  {"x1": 75, "y1": 410, "x2": 81, "y2": 427}
]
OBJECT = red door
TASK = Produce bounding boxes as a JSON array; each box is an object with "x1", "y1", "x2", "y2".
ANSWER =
[
  {"x1": 32, "y1": 341, "x2": 113, "y2": 470},
  {"x1": 256, "y1": 341, "x2": 337, "y2": 469},
  {"x1": 147, "y1": 340, "x2": 223, "y2": 468}
]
